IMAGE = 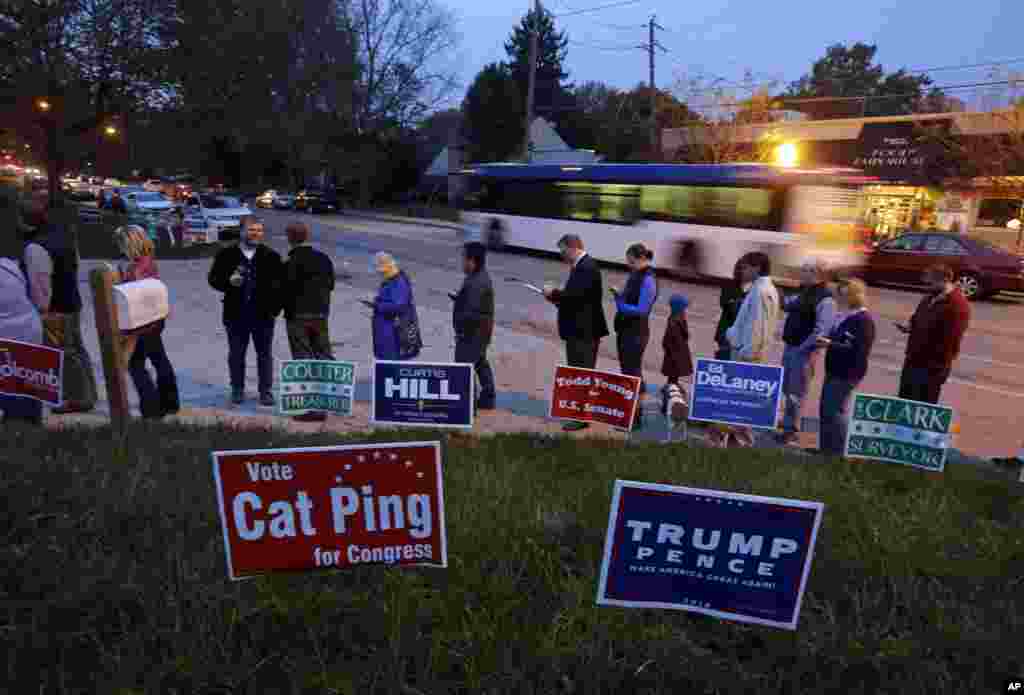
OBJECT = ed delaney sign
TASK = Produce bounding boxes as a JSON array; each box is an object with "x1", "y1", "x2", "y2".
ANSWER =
[
  {"x1": 278, "y1": 360, "x2": 357, "y2": 417},
  {"x1": 372, "y1": 361, "x2": 474, "y2": 428},
  {"x1": 211, "y1": 441, "x2": 447, "y2": 580},
  {"x1": 845, "y1": 393, "x2": 954, "y2": 472},
  {"x1": 689, "y1": 358, "x2": 783, "y2": 429},
  {"x1": 596, "y1": 480, "x2": 824, "y2": 630},
  {"x1": 549, "y1": 365, "x2": 642, "y2": 430}
]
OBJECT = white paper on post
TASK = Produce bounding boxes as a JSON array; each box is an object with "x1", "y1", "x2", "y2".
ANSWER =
[{"x1": 112, "y1": 278, "x2": 169, "y2": 331}]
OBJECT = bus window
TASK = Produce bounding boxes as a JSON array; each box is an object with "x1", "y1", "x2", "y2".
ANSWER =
[
  {"x1": 640, "y1": 185, "x2": 781, "y2": 231},
  {"x1": 557, "y1": 182, "x2": 639, "y2": 225}
]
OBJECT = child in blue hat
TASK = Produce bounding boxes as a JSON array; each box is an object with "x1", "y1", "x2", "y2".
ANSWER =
[{"x1": 660, "y1": 294, "x2": 694, "y2": 423}]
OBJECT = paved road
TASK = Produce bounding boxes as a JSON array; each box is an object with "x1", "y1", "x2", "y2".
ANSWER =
[{"x1": 255, "y1": 208, "x2": 1024, "y2": 458}]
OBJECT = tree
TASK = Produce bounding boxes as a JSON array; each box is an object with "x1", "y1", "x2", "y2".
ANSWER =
[
  {"x1": 461, "y1": 62, "x2": 523, "y2": 163},
  {"x1": 785, "y1": 43, "x2": 934, "y2": 119}
]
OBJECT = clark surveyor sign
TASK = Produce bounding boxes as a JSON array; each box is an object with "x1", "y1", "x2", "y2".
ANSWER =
[
  {"x1": 844, "y1": 393, "x2": 955, "y2": 472},
  {"x1": 211, "y1": 442, "x2": 447, "y2": 580},
  {"x1": 278, "y1": 360, "x2": 356, "y2": 416},
  {"x1": 689, "y1": 358, "x2": 784, "y2": 429},
  {"x1": 549, "y1": 365, "x2": 642, "y2": 430},
  {"x1": 372, "y1": 361, "x2": 474, "y2": 428},
  {"x1": 0, "y1": 338, "x2": 63, "y2": 406},
  {"x1": 596, "y1": 480, "x2": 823, "y2": 630}
]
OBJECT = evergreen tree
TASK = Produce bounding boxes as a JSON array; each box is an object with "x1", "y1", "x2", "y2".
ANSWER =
[{"x1": 461, "y1": 62, "x2": 524, "y2": 163}]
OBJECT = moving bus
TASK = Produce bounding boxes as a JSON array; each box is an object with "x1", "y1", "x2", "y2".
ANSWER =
[{"x1": 455, "y1": 163, "x2": 873, "y2": 285}]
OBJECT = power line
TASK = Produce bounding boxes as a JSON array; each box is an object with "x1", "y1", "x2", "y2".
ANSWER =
[
  {"x1": 568, "y1": 39, "x2": 640, "y2": 51},
  {"x1": 552, "y1": 0, "x2": 642, "y2": 19}
]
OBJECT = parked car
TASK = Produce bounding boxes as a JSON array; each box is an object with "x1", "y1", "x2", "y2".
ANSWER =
[
  {"x1": 255, "y1": 190, "x2": 278, "y2": 208},
  {"x1": 272, "y1": 193, "x2": 296, "y2": 210},
  {"x1": 861, "y1": 231, "x2": 1024, "y2": 300},
  {"x1": 143, "y1": 179, "x2": 165, "y2": 192},
  {"x1": 296, "y1": 188, "x2": 341, "y2": 214},
  {"x1": 124, "y1": 190, "x2": 174, "y2": 213},
  {"x1": 181, "y1": 193, "x2": 252, "y2": 242}
]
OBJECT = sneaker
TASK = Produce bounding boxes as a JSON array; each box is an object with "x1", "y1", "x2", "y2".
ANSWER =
[
  {"x1": 259, "y1": 392, "x2": 275, "y2": 407},
  {"x1": 293, "y1": 412, "x2": 327, "y2": 423},
  {"x1": 562, "y1": 421, "x2": 589, "y2": 432},
  {"x1": 231, "y1": 391, "x2": 244, "y2": 405},
  {"x1": 775, "y1": 431, "x2": 798, "y2": 445}
]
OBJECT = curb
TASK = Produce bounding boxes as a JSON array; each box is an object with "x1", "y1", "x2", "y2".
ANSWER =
[{"x1": 338, "y1": 211, "x2": 464, "y2": 232}]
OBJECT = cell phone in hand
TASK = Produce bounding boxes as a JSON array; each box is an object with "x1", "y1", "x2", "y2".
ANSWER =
[{"x1": 895, "y1": 322, "x2": 909, "y2": 333}]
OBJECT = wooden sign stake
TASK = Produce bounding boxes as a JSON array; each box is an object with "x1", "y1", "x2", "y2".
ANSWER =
[{"x1": 90, "y1": 267, "x2": 130, "y2": 435}]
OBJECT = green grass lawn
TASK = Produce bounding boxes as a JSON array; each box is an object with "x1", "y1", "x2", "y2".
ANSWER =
[{"x1": 1, "y1": 423, "x2": 1021, "y2": 694}]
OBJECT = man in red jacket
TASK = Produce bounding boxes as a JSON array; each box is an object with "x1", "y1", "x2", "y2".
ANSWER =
[{"x1": 896, "y1": 264, "x2": 970, "y2": 404}]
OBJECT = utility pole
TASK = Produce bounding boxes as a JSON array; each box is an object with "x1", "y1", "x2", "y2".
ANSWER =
[
  {"x1": 523, "y1": 0, "x2": 542, "y2": 162},
  {"x1": 643, "y1": 16, "x2": 666, "y2": 162}
]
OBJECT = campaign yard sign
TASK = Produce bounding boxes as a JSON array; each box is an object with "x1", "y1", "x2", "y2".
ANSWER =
[
  {"x1": 596, "y1": 480, "x2": 824, "y2": 631},
  {"x1": 278, "y1": 360, "x2": 356, "y2": 417},
  {"x1": 0, "y1": 338, "x2": 63, "y2": 406},
  {"x1": 549, "y1": 365, "x2": 642, "y2": 430},
  {"x1": 844, "y1": 393, "x2": 954, "y2": 472},
  {"x1": 689, "y1": 358, "x2": 784, "y2": 430},
  {"x1": 372, "y1": 361, "x2": 474, "y2": 429},
  {"x1": 211, "y1": 441, "x2": 447, "y2": 580}
]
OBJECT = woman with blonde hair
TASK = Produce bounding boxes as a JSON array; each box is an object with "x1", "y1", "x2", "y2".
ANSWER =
[
  {"x1": 112, "y1": 225, "x2": 180, "y2": 418},
  {"x1": 362, "y1": 252, "x2": 421, "y2": 361},
  {"x1": 815, "y1": 278, "x2": 876, "y2": 456}
]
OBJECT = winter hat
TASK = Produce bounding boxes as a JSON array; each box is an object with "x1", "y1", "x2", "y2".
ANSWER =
[{"x1": 669, "y1": 293, "x2": 689, "y2": 315}]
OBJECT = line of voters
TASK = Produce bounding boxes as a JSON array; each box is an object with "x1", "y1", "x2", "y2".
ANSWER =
[{"x1": 2, "y1": 201, "x2": 1012, "y2": 465}]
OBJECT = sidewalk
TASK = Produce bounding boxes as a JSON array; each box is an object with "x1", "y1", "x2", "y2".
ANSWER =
[{"x1": 339, "y1": 209, "x2": 464, "y2": 231}]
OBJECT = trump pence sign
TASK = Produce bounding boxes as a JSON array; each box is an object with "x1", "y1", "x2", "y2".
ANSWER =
[
  {"x1": 689, "y1": 358, "x2": 784, "y2": 430},
  {"x1": 372, "y1": 361, "x2": 474, "y2": 428},
  {"x1": 596, "y1": 480, "x2": 824, "y2": 630},
  {"x1": 0, "y1": 338, "x2": 63, "y2": 406},
  {"x1": 211, "y1": 442, "x2": 447, "y2": 580},
  {"x1": 549, "y1": 365, "x2": 642, "y2": 430}
]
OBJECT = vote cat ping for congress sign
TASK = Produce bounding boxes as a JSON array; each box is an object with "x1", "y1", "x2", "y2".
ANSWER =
[{"x1": 211, "y1": 442, "x2": 447, "y2": 580}]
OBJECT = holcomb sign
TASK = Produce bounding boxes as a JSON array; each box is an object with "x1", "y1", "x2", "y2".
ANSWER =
[
  {"x1": 0, "y1": 338, "x2": 63, "y2": 406},
  {"x1": 211, "y1": 441, "x2": 447, "y2": 580}
]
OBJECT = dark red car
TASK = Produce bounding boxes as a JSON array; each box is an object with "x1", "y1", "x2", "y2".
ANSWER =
[{"x1": 862, "y1": 232, "x2": 1024, "y2": 300}]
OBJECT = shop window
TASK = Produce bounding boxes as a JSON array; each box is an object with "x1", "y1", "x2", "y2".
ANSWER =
[{"x1": 977, "y1": 198, "x2": 1023, "y2": 227}]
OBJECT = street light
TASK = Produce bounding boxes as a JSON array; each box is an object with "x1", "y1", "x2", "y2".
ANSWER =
[
  {"x1": 774, "y1": 142, "x2": 798, "y2": 168},
  {"x1": 37, "y1": 99, "x2": 51, "y2": 112},
  {"x1": 104, "y1": 126, "x2": 118, "y2": 136}
]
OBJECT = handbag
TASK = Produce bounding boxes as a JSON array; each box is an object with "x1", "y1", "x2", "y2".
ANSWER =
[{"x1": 394, "y1": 274, "x2": 423, "y2": 359}]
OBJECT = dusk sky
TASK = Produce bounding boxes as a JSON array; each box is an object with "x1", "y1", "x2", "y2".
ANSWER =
[{"x1": 444, "y1": 0, "x2": 1024, "y2": 110}]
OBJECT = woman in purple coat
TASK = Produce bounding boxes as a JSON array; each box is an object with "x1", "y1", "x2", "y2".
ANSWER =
[{"x1": 365, "y1": 253, "x2": 421, "y2": 361}]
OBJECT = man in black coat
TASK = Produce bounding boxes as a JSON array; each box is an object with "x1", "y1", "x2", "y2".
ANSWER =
[
  {"x1": 543, "y1": 234, "x2": 610, "y2": 431},
  {"x1": 450, "y1": 242, "x2": 496, "y2": 410},
  {"x1": 282, "y1": 222, "x2": 335, "y2": 422},
  {"x1": 208, "y1": 216, "x2": 283, "y2": 405}
]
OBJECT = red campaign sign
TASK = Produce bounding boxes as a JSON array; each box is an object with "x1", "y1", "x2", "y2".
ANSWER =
[
  {"x1": 548, "y1": 365, "x2": 642, "y2": 430},
  {"x1": 0, "y1": 338, "x2": 63, "y2": 406},
  {"x1": 211, "y1": 441, "x2": 447, "y2": 580}
]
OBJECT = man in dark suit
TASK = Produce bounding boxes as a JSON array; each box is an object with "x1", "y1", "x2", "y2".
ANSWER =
[
  {"x1": 451, "y1": 242, "x2": 496, "y2": 411},
  {"x1": 208, "y1": 216, "x2": 283, "y2": 406},
  {"x1": 543, "y1": 234, "x2": 610, "y2": 431}
]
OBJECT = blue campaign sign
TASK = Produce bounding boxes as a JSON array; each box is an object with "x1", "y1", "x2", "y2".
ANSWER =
[
  {"x1": 596, "y1": 480, "x2": 824, "y2": 630},
  {"x1": 689, "y1": 358, "x2": 784, "y2": 429},
  {"x1": 372, "y1": 361, "x2": 474, "y2": 429}
]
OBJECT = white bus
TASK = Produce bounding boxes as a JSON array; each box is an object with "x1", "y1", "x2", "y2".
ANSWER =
[{"x1": 455, "y1": 163, "x2": 874, "y2": 285}]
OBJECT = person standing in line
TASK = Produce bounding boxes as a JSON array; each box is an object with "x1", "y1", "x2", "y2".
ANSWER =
[
  {"x1": 816, "y1": 279, "x2": 875, "y2": 457},
  {"x1": 714, "y1": 261, "x2": 747, "y2": 360},
  {"x1": 451, "y1": 242, "x2": 496, "y2": 411},
  {"x1": 22, "y1": 202, "x2": 98, "y2": 414},
  {"x1": 777, "y1": 258, "x2": 836, "y2": 445},
  {"x1": 208, "y1": 216, "x2": 283, "y2": 406},
  {"x1": 0, "y1": 192, "x2": 45, "y2": 425},
  {"x1": 111, "y1": 226, "x2": 180, "y2": 419},
  {"x1": 716, "y1": 251, "x2": 781, "y2": 448},
  {"x1": 543, "y1": 234, "x2": 609, "y2": 432},
  {"x1": 281, "y1": 222, "x2": 335, "y2": 422},
  {"x1": 895, "y1": 264, "x2": 970, "y2": 404},
  {"x1": 366, "y1": 252, "x2": 421, "y2": 361},
  {"x1": 610, "y1": 243, "x2": 658, "y2": 430}
]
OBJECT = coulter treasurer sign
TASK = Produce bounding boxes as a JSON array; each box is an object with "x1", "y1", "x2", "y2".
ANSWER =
[
  {"x1": 689, "y1": 359, "x2": 783, "y2": 429},
  {"x1": 596, "y1": 480, "x2": 824, "y2": 630},
  {"x1": 0, "y1": 339, "x2": 63, "y2": 406},
  {"x1": 549, "y1": 365, "x2": 642, "y2": 430},
  {"x1": 278, "y1": 360, "x2": 356, "y2": 416},
  {"x1": 372, "y1": 361, "x2": 474, "y2": 428},
  {"x1": 844, "y1": 393, "x2": 954, "y2": 472},
  {"x1": 211, "y1": 442, "x2": 447, "y2": 580}
]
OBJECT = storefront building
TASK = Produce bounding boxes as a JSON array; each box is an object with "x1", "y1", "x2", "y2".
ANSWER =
[{"x1": 663, "y1": 110, "x2": 1024, "y2": 250}]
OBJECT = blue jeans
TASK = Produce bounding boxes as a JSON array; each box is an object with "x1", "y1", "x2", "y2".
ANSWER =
[
  {"x1": 129, "y1": 330, "x2": 180, "y2": 418},
  {"x1": 781, "y1": 346, "x2": 817, "y2": 433},
  {"x1": 226, "y1": 315, "x2": 275, "y2": 395},
  {"x1": 819, "y1": 377, "x2": 859, "y2": 456}
]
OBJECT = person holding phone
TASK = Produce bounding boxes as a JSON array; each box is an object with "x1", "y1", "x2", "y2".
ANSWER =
[
  {"x1": 610, "y1": 243, "x2": 658, "y2": 430},
  {"x1": 817, "y1": 279, "x2": 876, "y2": 456}
]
